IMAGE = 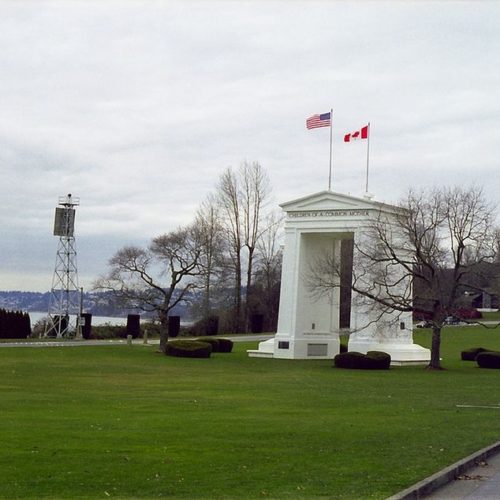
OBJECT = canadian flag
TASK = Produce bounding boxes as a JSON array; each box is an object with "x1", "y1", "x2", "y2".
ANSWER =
[{"x1": 344, "y1": 124, "x2": 369, "y2": 142}]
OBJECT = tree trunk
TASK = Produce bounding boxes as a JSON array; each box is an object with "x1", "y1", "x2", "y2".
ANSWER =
[
  {"x1": 245, "y1": 246, "x2": 255, "y2": 333},
  {"x1": 428, "y1": 325, "x2": 443, "y2": 370},
  {"x1": 234, "y1": 251, "x2": 242, "y2": 333},
  {"x1": 203, "y1": 271, "x2": 211, "y2": 323}
]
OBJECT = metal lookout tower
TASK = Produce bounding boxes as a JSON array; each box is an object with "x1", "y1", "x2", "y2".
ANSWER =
[{"x1": 45, "y1": 194, "x2": 81, "y2": 337}]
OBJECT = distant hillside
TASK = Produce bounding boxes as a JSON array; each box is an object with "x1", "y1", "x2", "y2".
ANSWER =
[{"x1": 0, "y1": 290, "x2": 191, "y2": 318}]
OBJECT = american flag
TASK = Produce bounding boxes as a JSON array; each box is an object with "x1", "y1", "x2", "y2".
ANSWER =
[{"x1": 306, "y1": 112, "x2": 331, "y2": 130}]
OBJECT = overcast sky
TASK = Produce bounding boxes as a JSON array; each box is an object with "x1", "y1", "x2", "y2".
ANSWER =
[{"x1": 1, "y1": 0, "x2": 499, "y2": 292}]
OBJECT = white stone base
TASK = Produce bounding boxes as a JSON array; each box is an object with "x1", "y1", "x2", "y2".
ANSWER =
[
  {"x1": 247, "y1": 338, "x2": 275, "y2": 358},
  {"x1": 247, "y1": 333, "x2": 340, "y2": 360},
  {"x1": 347, "y1": 339, "x2": 431, "y2": 366},
  {"x1": 247, "y1": 335, "x2": 430, "y2": 366}
]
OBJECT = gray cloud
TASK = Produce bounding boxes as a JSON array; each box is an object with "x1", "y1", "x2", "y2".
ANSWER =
[{"x1": 0, "y1": 0, "x2": 499, "y2": 291}]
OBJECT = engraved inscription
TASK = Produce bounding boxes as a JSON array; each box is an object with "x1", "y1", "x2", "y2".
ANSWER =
[{"x1": 289, "y1": 209, "x2": 369, "y2": 218}]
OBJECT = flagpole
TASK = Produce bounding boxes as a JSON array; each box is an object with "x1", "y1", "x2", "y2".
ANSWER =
[
  {"x1": 365, "y1": 122, "x2": 371, "y2": 193},
  {"x1": 328, "y1": 108, "x2": 333, "y2": 190}
]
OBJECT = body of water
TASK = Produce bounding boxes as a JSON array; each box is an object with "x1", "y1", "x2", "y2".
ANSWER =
[
  {"x1": 29, "y1": 312, "x2": 130, "y2": 326},
  {"x1": 28, "y1": 312, "x2": 194, "y2": 327}
]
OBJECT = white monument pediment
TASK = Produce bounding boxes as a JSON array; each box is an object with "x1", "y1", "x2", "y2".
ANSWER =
[{"x1": 280, "y1": 190, "x2": 388, "y2": 214}]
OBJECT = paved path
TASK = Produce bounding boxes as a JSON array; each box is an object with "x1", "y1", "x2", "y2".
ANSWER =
[
  {"x1": 0, "y1": 335, "x2": 274, "y2": 348},
  {"x1": 425, "y1": 451, "x2": 500, "y2": 499},
  {"x1": 389, "y1": 443, "x2": 500, "y2": 499}
]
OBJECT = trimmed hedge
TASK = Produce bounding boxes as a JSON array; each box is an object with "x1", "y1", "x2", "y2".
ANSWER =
[
  {"x1": 461, "y1": 347, "x2": 489, "y2": 361},
  {"x1": 196, "y1": 337, "x2": 233, "y2": 353},
  {"x1": 334, "y1": 350, "x2": 391, "y2": 370},
  {"x1": 126, "y1": 314, "x2": 141, "y2": 339},
  {"x1": 476, "y1": 351, "x2": 500, "y2": 369},
  {"x1": 0, "y1": 309, "x2": 31, "y2": 339},
  {"x1": 216, "y1": 338, "x2": 234, "y2": 353},
  {"x1": 366, "y1": 351, "x2": 392, "y2": 369},
  {"x1": 196, "y1": 337, "x2": 220, "y2": 351},
  {"x1": 165, "y1": 340, "x2": 212, "y2": 358}
]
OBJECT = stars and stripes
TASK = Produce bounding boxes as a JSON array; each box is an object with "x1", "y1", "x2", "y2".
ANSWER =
[{"x1": 306, "y1": 112, "x2": 331, "y2": 130}]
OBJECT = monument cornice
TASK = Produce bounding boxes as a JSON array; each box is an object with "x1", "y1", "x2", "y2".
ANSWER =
[{"x1": 280, "y1": 190, "x2": 399, "y2": 215}]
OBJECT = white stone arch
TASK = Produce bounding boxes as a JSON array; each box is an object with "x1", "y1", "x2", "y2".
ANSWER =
[{"x1": 248, "y1": 191, "x2": 430, "y2": 365}]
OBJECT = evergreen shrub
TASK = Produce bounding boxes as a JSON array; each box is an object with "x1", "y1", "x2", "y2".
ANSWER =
[
  {"x1": 476, "y1": 351, "x2": 500, "y2": 369},
  {"x1": 334, "y1": 350, "x2": 391, "y2": 370},
  {"x1": 168, "y1": 316, "x2": 181, "y2": 338},
  {"x1": 250, "y1": 314, "x2": 264, "y2": 333},
  {"x1": 454, "y1": 308, "x2": 482, "y2": 320},
  {"x1": 461, "y1": 347, "x2": 489, "y2": 361},
  {"x1": 91, "y1": 325, "x2": 126, "y2": 339},
  {"x1": 216, "y1": 338, "x2": 233, "y2": 353},
  {"x1": 196, "y1": 337, "x2": 233, "y2": 353},
  {"x1": 126, "y1": 314, "x2": 141, "y2": 339},
  {"x1": 366, "y1": 351, "x2": 392, "y2": 369},
  {"x1": 165, "y1": 340, "x2": 212, "y2": 358},
  {"x1": 0, "y1": 309, "x2": 31, "y2": 339},
  {"x1": 196, "y1": 337, "x2": 220, "y2": 351}
]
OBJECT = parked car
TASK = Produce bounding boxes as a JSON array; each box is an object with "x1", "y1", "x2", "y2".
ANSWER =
[
  {"x1": 444, "y1": 315, "x2": 460, "y2": 325},
  {"x1": 416, "y1": 320, "x2": 433, "y2": 328}
]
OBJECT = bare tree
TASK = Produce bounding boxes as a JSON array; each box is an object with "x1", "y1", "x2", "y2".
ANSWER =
[
  {"x1": 95, "y1": 224, "x2": 203, "y2": 352},
  {"x1": 252, "y1": 210, "x2": 283, "y2": 331},
  {"x1": 308, "y1": 186, "x2": 498, "y2": 370},
  {"x1": 241, "y1": 161, "x2": 270, "y2": 330},
  {"x1": 216, "y1": 162, "x2": 271, "y2": 332},
  {"x1": 217, "y1": 167, "x2": 244, "y2": 331},
  {"x1": 193, "y1": 195, "x2": 224, "y2": 324}
]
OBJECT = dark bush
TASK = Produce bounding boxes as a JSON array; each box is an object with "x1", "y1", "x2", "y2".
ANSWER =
[
  {"x1": 0, "y1": 309, "x2": 31, "y2": 339},
  {"x1": 453, "y1": 308, "x2": 482, "y2": 320},
  {"x1": 476, "y1": 351, "x2": 500, "y2": 369},
  {"x1": 339, "y1": 343, "x2": 348, "y2": 353},
  {"x1": 165, "y1": 340, "x2": 212, "y2": 358},
  {"x1": 461, "y1": 347, "x2": 489, "y2": 361},
  {"x1": 168, "y1": 316, "x2": 180, "y2": 338},
  {"x1": 334, "y1": 350, "x2": 391, "y2": 370},
  {"x1": 334, "y1": 351, "x2": 367, "y2": 369},
  {"x1": 91, "y1": 324, "x2": 126, "y2": 339},
  {"x1": 250, "y1": 314, "x2": 264, "y2": 333},
  {"x1": 216, "y1": 338, "x2": 234, "y2": 353},
  {"x1": 81, "y1": 313, "x2": 92, "y2": 340},
  {"x1": 196, "y1": 337, "x2": 220, "y2": 352},
  {"x1": 126, "y1": 314, "x2": 141, "y2": 339},
  {"x1": 195, "y1": 337, "x2": 234, "y2": 353},
  {"x1": 205, "y1": 316, "x2": 219, "y2": 336},
  {"x1": 366, "y1": 351, "x2": 392, "y2": 370}
]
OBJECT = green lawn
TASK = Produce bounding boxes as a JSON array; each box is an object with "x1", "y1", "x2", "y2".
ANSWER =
[
  {"x1": 481, "y1": 310, "x2": 500, "y2": 322},
  {"x1": 1, "y1": 327, "x2": 500, "y2": 499}
]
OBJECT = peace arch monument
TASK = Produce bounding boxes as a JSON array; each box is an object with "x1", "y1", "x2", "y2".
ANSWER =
[{"x1": 248, "y1": 190, "x2": 431, "y2": 365}]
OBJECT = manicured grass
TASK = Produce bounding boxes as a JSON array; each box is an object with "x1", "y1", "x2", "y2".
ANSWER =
[
  {"x1": 1, "y1": 327, "x2": 500, "y2": 499},
  {"x1": 481, "y1": 310, "x2": 500, "y2": 322}
]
